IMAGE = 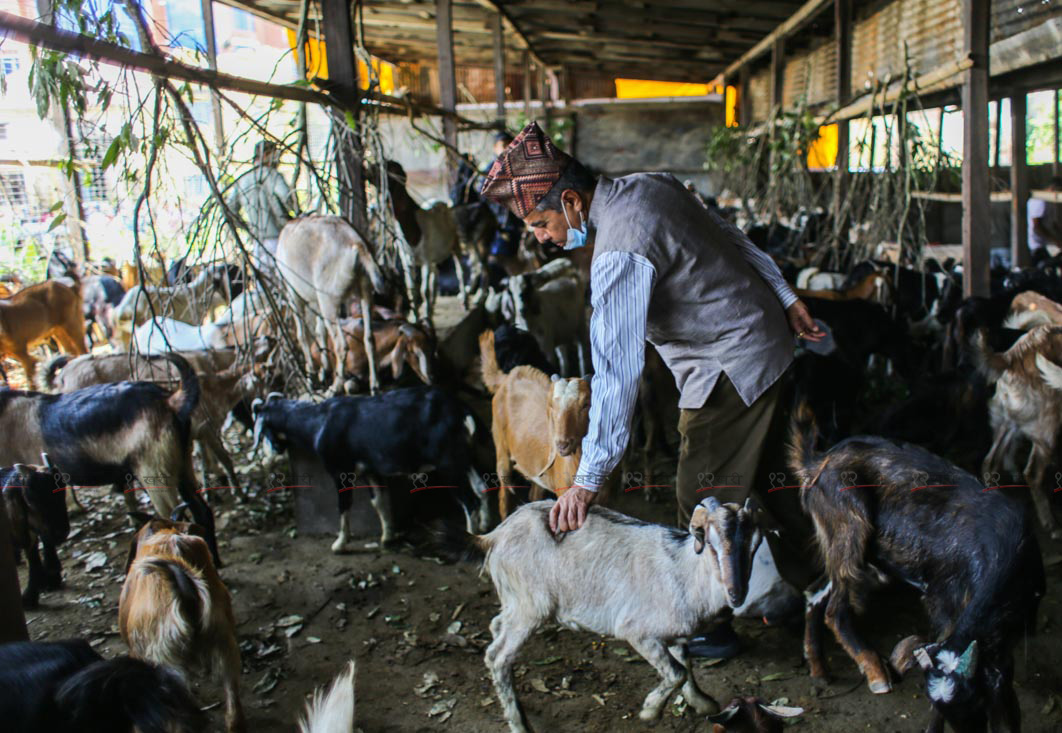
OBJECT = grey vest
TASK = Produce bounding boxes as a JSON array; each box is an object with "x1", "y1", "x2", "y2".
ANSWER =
[{"x1": 588, "y1": 173, "x2": 793, "y2": 408}]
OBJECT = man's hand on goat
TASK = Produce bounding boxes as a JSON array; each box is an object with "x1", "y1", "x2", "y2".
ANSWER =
[
  {"x1": 787, "y1": 300, "x2": 824, "y2": 342},
  {"x1": 550, "y1": 486, "x2": 596, "y2": 534}
]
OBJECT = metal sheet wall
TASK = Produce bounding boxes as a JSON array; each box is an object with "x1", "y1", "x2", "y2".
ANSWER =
[
  {"x1": 992, "y1": 0, "x2": 1062, "y2": 42},
  {"x1": 749, "y1": 67, "x2": 772, "y2": 122}
]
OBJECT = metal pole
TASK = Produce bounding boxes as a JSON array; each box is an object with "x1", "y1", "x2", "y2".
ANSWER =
[{"x1": 200, "y1": 0, "x2": 224, "y2": 150}]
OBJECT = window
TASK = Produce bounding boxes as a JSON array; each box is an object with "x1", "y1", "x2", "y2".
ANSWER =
[
  {"x1": 233, "y1": 8, "x2": 254, "y2": 30},
  {"x1": 1, "y1": 56, "x2": 20, "y2": 75},
  {"x1": 0, "y1": 173, "x2": 29, "y2": 207}
]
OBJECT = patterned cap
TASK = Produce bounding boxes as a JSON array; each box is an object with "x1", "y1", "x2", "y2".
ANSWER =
[{"x1": 480, "y1": 121, "x2": 572, "y2": 218}]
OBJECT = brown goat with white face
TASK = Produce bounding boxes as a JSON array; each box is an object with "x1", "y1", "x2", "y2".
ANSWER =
[
  {"x1": 479, "y1": 329, "x2": 594, "y2": 519},
  {"x1": 975, "y1": 324, "x2": 1062, "y2": 539},
  {"x1": 119, "y1": 514, "x2": 245, "y2": 733}
]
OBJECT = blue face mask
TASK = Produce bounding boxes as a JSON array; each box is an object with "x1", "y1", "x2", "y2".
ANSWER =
[{"x1": 561, "y1": 203, "x2": 587, "y2": 251}]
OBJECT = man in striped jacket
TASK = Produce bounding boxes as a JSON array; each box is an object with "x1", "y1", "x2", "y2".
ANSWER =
[{"x1": 482, "y1": 122, "x2": 821, "y2": 656}]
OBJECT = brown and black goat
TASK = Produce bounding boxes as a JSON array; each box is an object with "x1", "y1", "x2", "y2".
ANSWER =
[
  {"x1": 0, "y1": 352, "x2": 219, "y2": 564},
  {"x1": 788, "y1": 404, "x2": 1044, "y2": 732},
  {"x1": 120, "y1": 512, "x2": 244, "y2": 733},
  {"x1": 1, "y1": 456, "x2": 69, "y2": 607}
]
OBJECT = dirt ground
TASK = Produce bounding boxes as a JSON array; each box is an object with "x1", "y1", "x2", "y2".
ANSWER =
[{"x1": 18, "y1": 461, "x2": 1062, "y2": 733}]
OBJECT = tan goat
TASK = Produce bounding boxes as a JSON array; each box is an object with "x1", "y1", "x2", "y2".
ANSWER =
[
  {"x1": 0, "y1": 280, "x2": 85, "y2": 384},
  {"x1": 480, "y1": 329, "x2": 599, "y2": 519},
  {"x1": 1005, "y1": 290, "x2": 1062, "y2": 330},
  {"x1": 120, "y1": 514, "x2": 244, "y2": 732},
  {"x1": 976, "y1": 324, "x2": 1062, "y2": 539}
]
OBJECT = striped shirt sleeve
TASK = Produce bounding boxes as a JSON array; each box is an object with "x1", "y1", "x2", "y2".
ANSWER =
[
  {"x1": 573, "y1": 250, "x2": 656, "y2": 491},
  {"x1": 708, "y1": 209, "x2": 799, "y2": 310}
]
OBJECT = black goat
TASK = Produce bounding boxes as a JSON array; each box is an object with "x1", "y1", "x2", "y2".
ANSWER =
[
  {"x1": 0, "y1": 352, "x2": 219, "y2": 564},
  {"x1": 789, "y1": 404, "x2": 1044, "y2": 732},
  {"x1": 2, "y1": 457, "x2": 68, "y2": 607},
  {"x1": 0, "y1": 639, "x2": 205, "y2": 733},
  {"x1": 251, "y1": 385, "x2": 488, "y2": 552},
  {"x1": 491, "y1": 323, "x2": 555, "y2": 374}
]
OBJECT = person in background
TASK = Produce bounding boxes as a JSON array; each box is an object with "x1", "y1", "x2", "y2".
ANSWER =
[
  {"x1": 226, "y1": 140, "x2": 295, "y2": 270},
  {"x1": 481, "y1": 121, "x2": 822, "y2": 660},
  {"x1": 1029, "y1": 176, "x2": 1062, "y2": 264}
]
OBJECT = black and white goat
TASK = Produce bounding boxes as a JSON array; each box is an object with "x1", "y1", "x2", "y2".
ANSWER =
[
  {"x1": 789, "y1": 404, "x2": 1044, "y2": 732},
  {"x1": 2, "y1": 456, "x2": 68, "y2": 607},
  {"x1": 0, "y1": 352, "x2": 219, "y2": 564},
  {"x1": 251, "y1": 385, "x2": 488, "y2": 552},
  {"x1": 0, "y1": 639, "x2": 205, "y2": 733},
  {"x1": 461, "y1": 497, "x2": 761, "y2": 732}
]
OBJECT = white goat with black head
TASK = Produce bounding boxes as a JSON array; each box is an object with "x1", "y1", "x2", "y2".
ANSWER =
[{"x1": 460, "y1": 496, "x2": 760, "y2": 733}]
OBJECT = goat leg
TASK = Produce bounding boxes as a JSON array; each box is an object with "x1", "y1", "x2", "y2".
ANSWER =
[
  {"x1": 331, "y1": 479, "x2": 356, "y2": 554},
  {"x1": 219, "y1": 635, "x2": 247, "y2": 733},
  {"x1": 629, "y1": 637, "x2": 687, "y2": 721},
  {"x1": 824, "y1": 590, "x2": 891, "y2": 693},
  {"x1": 804, "y1": 577, "x2": 832, "y2": 682},
  {"x1": 41, "y1": 539, "x2": 63, "y2": 590},
  {"x1": 486, "y1": 613, "x2": 536, "y2": 733},
  {"x1": 177, "y1": 471, "x2": 221, "y2": 567},
  {"x1": 454, "y1": 253, "x2": 470, "y2": 310},
  {"x1": 1023, "y1": 443, "x2": 1060, "y2": 537},
  {"x1": 668, "y1": 643, "x2": 719, "y2": 715},
  {"x1": 369, "y1": 482, "x2": 395, "y2": 547},
  {"x1": 359, "y1": 281, "x2": 379, "y2": 395},
  {"x1": 923, "y1": 708, "x2": 946, "y2": 733},
  {"x1": 21, "y1": 536, "x2": 44, "y2": 608}
]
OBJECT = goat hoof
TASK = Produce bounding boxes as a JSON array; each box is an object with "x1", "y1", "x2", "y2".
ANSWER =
[
  {"x1": 867, "y1": 678, "x2": 892, "y2": 695},
  {"x1": 331, "y1": 539, "x2": 357, "y2": 554}
]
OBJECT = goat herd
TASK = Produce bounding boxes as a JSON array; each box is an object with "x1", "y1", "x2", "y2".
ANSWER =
[{"x1": 1, "y1": 206, "x2": 1061, "y2": 733}]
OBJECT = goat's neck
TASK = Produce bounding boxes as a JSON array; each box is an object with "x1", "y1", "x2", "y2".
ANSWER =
[
  {"x1": 388, "y1": 184, "x2": 422, "y2": 247},
  {"x1": 676, "y1": 542, "x2": 731, "y2": 617}
]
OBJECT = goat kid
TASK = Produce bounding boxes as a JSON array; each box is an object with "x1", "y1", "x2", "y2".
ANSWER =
[
  {"x1": 120, "y1": 513, "x2": 245, "y2": 733},
  {"x1": 789, "y1": 404, "x2": 1044, "y2": 732},
  {"x1": 252, "y1": 385, "x2": 489, "y2": 551},
  {"x1": 113, "y1": 264, "x2": 232, "y2": 342},
  {"x1": 480, "y1": 329, "x2": 593, "y2": 518},
  {"x1": 974, "y1": 325, "x2": 1062, "y2": 538},
  {"x1": 0, "y1": 352, "x2": 220, "y2": 564},
  {"x1": 0, "y1": 639, "x2": 205, "y2": 733},
  {"x1": 463, "y1": 497, "x2": 760, "y2": 732},
  {"x1": 2, "y1": 455, "x2": 68, "y2": 607}
]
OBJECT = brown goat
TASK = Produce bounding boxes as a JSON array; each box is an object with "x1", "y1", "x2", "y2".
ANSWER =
[
  {"x1": 1005, "y1": 290, "x2": 1062, "y2": 330},
  {"x1": 480, "y1": 329, "x2": 597, "y2": 519},
  {"x1": 0, "y1": 280, "x2": 85, "y2": 384},
  {"x1": 308, "y1": 316, "x2": 433, "y2": 389},
  {"x1": 975, "y1": 325, "x2": 1062, "y2": 539},
  {"x1": 120, "y1": 514, "x2": 245, "y2": 733}
]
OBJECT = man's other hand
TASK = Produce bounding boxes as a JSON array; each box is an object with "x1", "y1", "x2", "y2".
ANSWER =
[
  {"x1": 786, "y1": 300, "x2": 824, "y2": 342},
  {"x1": 549, "y1": 486, "x2": 596, "y2": 534}
]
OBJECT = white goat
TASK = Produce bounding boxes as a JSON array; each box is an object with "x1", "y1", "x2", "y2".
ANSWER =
[
  {"x1": 472, "y1": 496, "x2": 761, "y2": 732},
  {"x1": 133, "y1": 317, "x2": 229, "y2": 354},
  {"x1": 275, "y1": 216, "x2": 386, "y2": 395},
  {"x1": 501, "y1": 259, "x2": 588, "y2": 376},
  {"x1": 113, "y1": 265, "x2": 230, "y2": 342}
]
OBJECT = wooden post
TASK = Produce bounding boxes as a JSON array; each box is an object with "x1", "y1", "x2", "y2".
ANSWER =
[
  {"x1": 738, "y1": 64, "x2": 751, "y2": 126},
  {"x1": 771, "y1": 38, "x2": 785, "y2": 111},
  {"x1": 491, "y1": 12, "x2": 505, "y2": 129},
  {"x1": 962, "y1": 0, "x2": 990, "y2": 297},
  {"x1": 0, "y1": 499, "x2": 28, "y2": 644},
  {"x1": 522, "y1": 51, "x2": 532, "y2": 121},
  {"x1": 321, "y1": 0, "x2": 366, "y2": 234},
  {"x1": 200, "y1": 0, "x2": 224, "y2": 151},
  {"x1": 833, "y1": 0, "x2": 852, "y2": 244},
  {"x1": 1011, "y1": 92, "x2": 1029, "y2": 267},
  {"x1": 436, "y1": 0, "x2": 458, "y2": 178},
  {"x1": 992, "y1": 98, "x2": 1002, "y2": 170},
  {"x1": 1054, "y1": 88, "x2": 1059, "y2": 175}
]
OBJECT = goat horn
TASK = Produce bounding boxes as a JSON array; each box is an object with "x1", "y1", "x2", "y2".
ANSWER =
[
  {"x1": 758, "y1": 704, "x2": 804, "y2": 719},
  {"x1": 170, "y1": 503, "x2": 189, "y2": 522},
  {"x1": 40, "y1": 452, "x2": 55, "y2": 469},
  {"x1": 742, "y1": 497, "x2": 757, "y2": 513},
  {"x1": 702, "y1": 496, "x2": 722, "y2": 513},
  {"x1": 956, "y1": 640, "x2": 979, "y2": 678}
]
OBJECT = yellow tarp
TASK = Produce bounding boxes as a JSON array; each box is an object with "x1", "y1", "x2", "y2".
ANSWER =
[
  {"x1": 614, "y1": 79, "x2": 722, "y2": 99},
  {"x1": 284, "y1": 31, "x2": 394, "y2": 93}
]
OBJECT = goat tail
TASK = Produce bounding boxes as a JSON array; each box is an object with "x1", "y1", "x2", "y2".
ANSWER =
[
  {"x1": 54, "y1": 655, "x2": 206, "y2": 733},
  {"x1": 970, "y1": 329, "x2": 1006, "y2": 382},
  {"x1": 135, "y1": 557, "x2": 213, "y2": 643},
  {"x1": 41, "y1": 353, "x2": 72, "y2": 391},
  {"x1": 159, "y1": 352, "x2": 200, "y2": 426},
  {"x1": 430, "y1": 519, "x2": 491, "y2": 564},
  {"x1": 786, "y1": 400, "x2": 820, "y2": 482},
  {"x1": 298, "y1": 660, "x2": 356, "y2": 733},
  {"x1": 479, "y1": 329, "x2": 504, "y2": 393}
]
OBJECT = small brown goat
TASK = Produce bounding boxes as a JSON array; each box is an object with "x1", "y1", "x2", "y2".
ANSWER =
[
  {"x1": 308, "y1": 316, "x2": 433, "y2": 389},
  {"x1": 480, "y1": 329, "x2": 595, "y2": 519},
  {"x1": 0, "y1": 280, "x2": 86, "y2": 384},
  {"x1": 120, "y1": 513, "x2": 245, "y2": 733},
  {"x1": 975, "y1": 324, "x2": 1062, "y2": 538}
]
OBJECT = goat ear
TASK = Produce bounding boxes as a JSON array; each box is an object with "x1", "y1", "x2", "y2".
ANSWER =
[
  {"x1": 758, "y1": 704, "x2": 804, "y2": 718},
  {"x1": 692, "y1": 526, "x2": 706, "y2": 554},
  {"x1": 706, "y1": 706, "x2": 741, "y2": 723},
  {"x1": 689, "y1": 505, "x2": 709, "y2": 554},
  {"x1": 913, "y1": 646, "x2": 935, "y2": 671},
  {"x1": 40, "y1": 452, "x2": 55, "y2": 470},
  {"x1": 124, "y1": 515, "x2": 154, "y2": 575},
  {"x1": 956, "y1": 640, "x2": 978, "y2": 679}
]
